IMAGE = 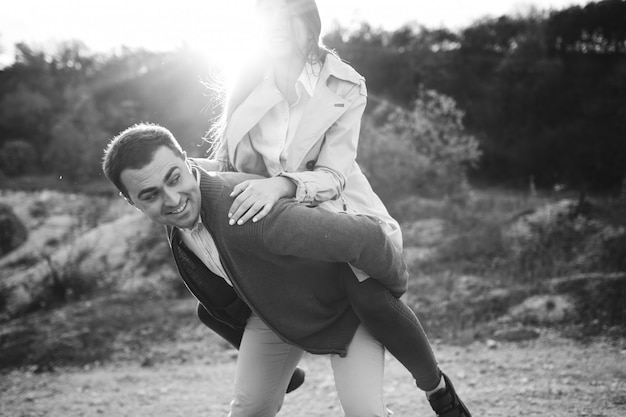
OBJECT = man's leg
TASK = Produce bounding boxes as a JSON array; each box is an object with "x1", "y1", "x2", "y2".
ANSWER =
[
  {"x1": 228, "y1": 314, "x2": 305, "y2": 417},
  {"x1": 196, "y1": 303, "x2": 305, "y2": 393},
  {"x1": 330, "y1": 324, "x2": 391, "y2": 417}
]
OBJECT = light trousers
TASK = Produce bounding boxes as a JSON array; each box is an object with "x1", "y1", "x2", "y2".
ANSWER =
[{"x1": 228, "y1": 314, "x2": 390, "y2": 417}]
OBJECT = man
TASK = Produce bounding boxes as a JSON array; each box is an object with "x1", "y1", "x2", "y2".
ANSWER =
[
  {"x1": 102, "y1": 122, "x2": 410, "y2": 417},
  {"x1": 102, "y1": 123, "x2": 471, "y2": 417}
]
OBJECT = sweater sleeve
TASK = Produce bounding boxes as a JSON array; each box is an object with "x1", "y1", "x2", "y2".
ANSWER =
[{"x1": 261, "y1": 199, "x2": 408, "y2": 296}]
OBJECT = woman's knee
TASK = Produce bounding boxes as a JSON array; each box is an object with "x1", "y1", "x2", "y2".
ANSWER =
[{"x1": 346, "y1": 278, "x2": 396, "y2": 320}]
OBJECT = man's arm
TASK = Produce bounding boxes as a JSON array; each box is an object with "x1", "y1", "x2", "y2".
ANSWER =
[{"x1": 261, "y1": 200, "x2": 408, "y2": 296}]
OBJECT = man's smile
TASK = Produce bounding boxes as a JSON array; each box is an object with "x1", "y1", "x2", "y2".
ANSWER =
[{"x1": 167, "y1": 199, "x2": 188, "y2": 215}]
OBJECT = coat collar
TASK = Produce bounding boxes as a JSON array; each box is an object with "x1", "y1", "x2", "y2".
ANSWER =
[
  {"x1": 225, "y1": 53, "x2": 363, "y2": 168},
  {"x1": 286, "y1": 54, "x2": 360, "y2": 170},
  {"x1": 225, "y1": 80, "x2": 283, "y2": 164},
  {"x1": 318, "y1": 53, "x2": 363, "y2": 86}
]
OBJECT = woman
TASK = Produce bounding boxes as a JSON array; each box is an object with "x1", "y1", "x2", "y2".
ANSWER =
[{"x1": 204, "y1": 1, "x2": 472, "y2": 416}]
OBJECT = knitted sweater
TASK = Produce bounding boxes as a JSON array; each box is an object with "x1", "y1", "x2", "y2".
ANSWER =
[{"x1": 168, "y1": 169, "x2": 408, "y2": 355}]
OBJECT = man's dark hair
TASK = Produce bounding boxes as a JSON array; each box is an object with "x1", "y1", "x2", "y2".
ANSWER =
[{"x1": 102, "y1": 123, "x2": 184, "y2": 199}]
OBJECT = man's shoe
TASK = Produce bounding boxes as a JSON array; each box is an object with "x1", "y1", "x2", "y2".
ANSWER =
[
  {"x1": 286, "y1": 367, "x2": 306, "y2": 394},
  {"x1": 427, "y1": 372, "x2": 471, "y2": 417}
]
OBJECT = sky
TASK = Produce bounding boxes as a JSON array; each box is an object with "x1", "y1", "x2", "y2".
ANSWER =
[{"x1": 0, "y1": 0, "x2": 591, "y2": 67}]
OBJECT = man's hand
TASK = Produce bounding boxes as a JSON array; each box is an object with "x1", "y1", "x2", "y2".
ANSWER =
[{"x1": 228, "y1": 177, "x2": 296, "y2": 225}]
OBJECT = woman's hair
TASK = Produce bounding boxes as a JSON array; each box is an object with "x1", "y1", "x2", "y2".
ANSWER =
[
  {"x1": 281, "y1": 0, "x2": 323, "y2": 61},
  {"x1": 102, "y1": 123, "x2": 184, "y2": 199},
  {"x1": 204, "y1": 0, "x2": 334, "y2": 164}
]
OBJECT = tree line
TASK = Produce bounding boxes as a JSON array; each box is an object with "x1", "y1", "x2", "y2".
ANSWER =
[
  {"x1": 0, "y1": 0, "x2": 624, "y2": 194},
  {"x1": 325, "y1": 0, "x2": 626, "y2": 192}
]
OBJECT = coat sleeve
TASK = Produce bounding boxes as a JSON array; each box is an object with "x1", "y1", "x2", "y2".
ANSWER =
[
  {"x1": 261, "y1": 199, "x2": 408, "y2": 297},
  {"x1": 279, "y1": 81, "x2": 367, "y2": 205},
  {"x1": 191, "y1": 158, "x2": 221, "y2": 172}
]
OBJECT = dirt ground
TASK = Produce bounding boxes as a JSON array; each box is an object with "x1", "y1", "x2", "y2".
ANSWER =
[
  {"x1": 2, "y1": 191, "x2": 625, "y2": 416},
  {"x1": 2, "y1": 330, "x2": 625, "y2": 417}
]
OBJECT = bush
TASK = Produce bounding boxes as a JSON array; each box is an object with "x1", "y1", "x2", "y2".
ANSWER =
[
  {"x1": 0, "y1": 203, "x2": 28, "y2": 256},
  {"x1": 579, "y1": 224, "x2": 626, "y2": 272},
  {"x1": 43, "y1": 119, "x2": 108, "y2": 181},
  {"x1": 504, "y1": 199, "x2": 626, "y2": 281},
  {"x1": 0, "y1": 139, "x2": 38, "y2": 177},
  {"x1": 358, "y1": 117, "x2": 424, "y2": 202},
  {"x1": 358, "y1": 89, "x2": 481, "y2": 203}
]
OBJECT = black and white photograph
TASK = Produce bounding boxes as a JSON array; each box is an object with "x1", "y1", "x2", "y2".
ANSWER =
[{"x1": 1, "y1": 1, "x2": 624, "y2": 416}]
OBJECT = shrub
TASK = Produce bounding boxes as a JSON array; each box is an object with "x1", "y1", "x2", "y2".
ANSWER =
[
  {"x1": 579, "y1": 224, "x2": 626, "y2": 272},
  {"x1": 43, "y1": 119, "x2": 107, "y2": 181},
  {"x1": 0, "y1": 203, "x2": 28, "y2": 256},
  {"x1": 358, "y1": 117, "x2": 424, "y2": 202},
  {"x1": 0, "y1": 139, "x2": 38, "y2": 177},
  {"x1": 358, "y1": 89, "x2": 481, "y2": 203},
  {"x1": 504, "y1": 199, "x2": 626, "y2": 281}
]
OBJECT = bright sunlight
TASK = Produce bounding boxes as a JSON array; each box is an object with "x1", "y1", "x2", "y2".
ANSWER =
[{"x1": 140, "y1": 0, "x2": 258, "y2": 75}]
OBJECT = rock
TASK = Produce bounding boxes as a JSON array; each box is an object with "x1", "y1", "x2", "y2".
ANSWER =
[
  {"x1": 486, "y1": 339, "x2": 498, "y2": 349},
  {"x1": 508, "y1": 294, "x2": 576, "y2": 324},
  {"x1": 140, "y1": 357, "x2": 155, "y2": 368},
  {"x1": 492, "y1": 326, "x2": 540, "y2": 342}
]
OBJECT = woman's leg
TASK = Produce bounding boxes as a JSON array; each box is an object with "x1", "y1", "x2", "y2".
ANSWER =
[
  {"x1": 229, "y1": 314, "x2": 305, "y2": 417},
  {"x1": 344, "y1": 275, "x2": 473, "y2": 416},
  {"x1": 343, "y1": 274, "x2": 441, "y2": 391},
  {"x1": 330, "y1": 324, "x2": 391, "y2": 417}
]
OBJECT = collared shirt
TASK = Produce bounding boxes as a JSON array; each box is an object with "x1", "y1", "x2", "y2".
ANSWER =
[
  {"x1": 178, "y1": 168, "x2": 230, "y2": 285},
  {"x1": 255, "y1": 60, "x2": 321, "y2": 176}
]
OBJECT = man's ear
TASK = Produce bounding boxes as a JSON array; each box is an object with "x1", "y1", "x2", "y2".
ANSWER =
[
  {"x1": 119, "y1": 191, "x2": 135, "y2": 207},
  {"x1": 183, "y1": 151, "x2": 194, "y2": 172}
]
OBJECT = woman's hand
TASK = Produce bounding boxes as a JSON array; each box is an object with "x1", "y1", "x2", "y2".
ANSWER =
[{"x1": 228, "y1": 177, "x2": 296, "y2": 225}]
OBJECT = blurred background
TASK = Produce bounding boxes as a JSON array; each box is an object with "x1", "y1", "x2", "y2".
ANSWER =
[
  {"x1": 1, "y1": 0, "x2": 624, "y2": 194},
  {"x1": 0, "y1": 2, "x2": 625, "y2": 407}
]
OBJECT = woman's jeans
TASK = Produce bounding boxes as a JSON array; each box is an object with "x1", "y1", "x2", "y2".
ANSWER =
[{"x1": 343, "y1": 274, "x2": 442, "y2": 391}]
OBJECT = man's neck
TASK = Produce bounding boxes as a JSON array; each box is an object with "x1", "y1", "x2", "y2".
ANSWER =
[{"x1": 179, "y1": 166, "x2": 203, "y2": 232}]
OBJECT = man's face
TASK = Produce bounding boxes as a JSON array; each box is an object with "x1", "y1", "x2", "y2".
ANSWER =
[{"x1": 120, "y1": 146, "x2": 201, "y2": 229}]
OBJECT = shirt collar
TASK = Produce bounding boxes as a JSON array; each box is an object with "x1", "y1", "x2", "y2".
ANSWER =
[
  {"x1": 297, "y1": 60, "x2": 320, "y2": 97},
  {"x1": 264, "y1": 58, "x2": 321, "y2": 98},
  {"x1": 179, "y1": 166, "x2": 203, "y2": 234}
]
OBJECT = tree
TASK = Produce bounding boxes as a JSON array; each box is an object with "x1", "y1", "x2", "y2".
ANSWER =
[
  {"x1": 546, "y1": 0, "x2": 626, "y2": 54},
  {"x1": 0, "y1": 139, "x2": 38, "y2": 176}
]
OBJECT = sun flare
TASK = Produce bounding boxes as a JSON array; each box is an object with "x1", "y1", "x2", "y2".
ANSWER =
[{"x1": 161, "y1": 1, "x2": 259, "y2": 77}]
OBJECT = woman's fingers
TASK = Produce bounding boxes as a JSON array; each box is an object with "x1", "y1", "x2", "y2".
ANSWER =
[
  {"x1": 230, "y1": 181, "x2": 249, "y2": 198},
  {"x1": 233, "y1": 200, "x2": 268, "y2": 225},
  {"x1": 228, "y1": 181, "x2": 252, "y2": 219},
  {"x1": 251, "y1": 202, "x2": 274, "y2": 223},
  {"x1": 227, "y1": 178, "x2": 283, "y2": 225},
  {"x1": 228, "y1": 193, "x2": 254, "y2": 225},
  {"x1": 229, "y1": 196, "x2": 270, "y2": 225}
]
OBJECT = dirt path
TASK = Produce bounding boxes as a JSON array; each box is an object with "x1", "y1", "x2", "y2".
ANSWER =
[{"x1": 2, "y1": 331, "x2": 625, "y2": 417}]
